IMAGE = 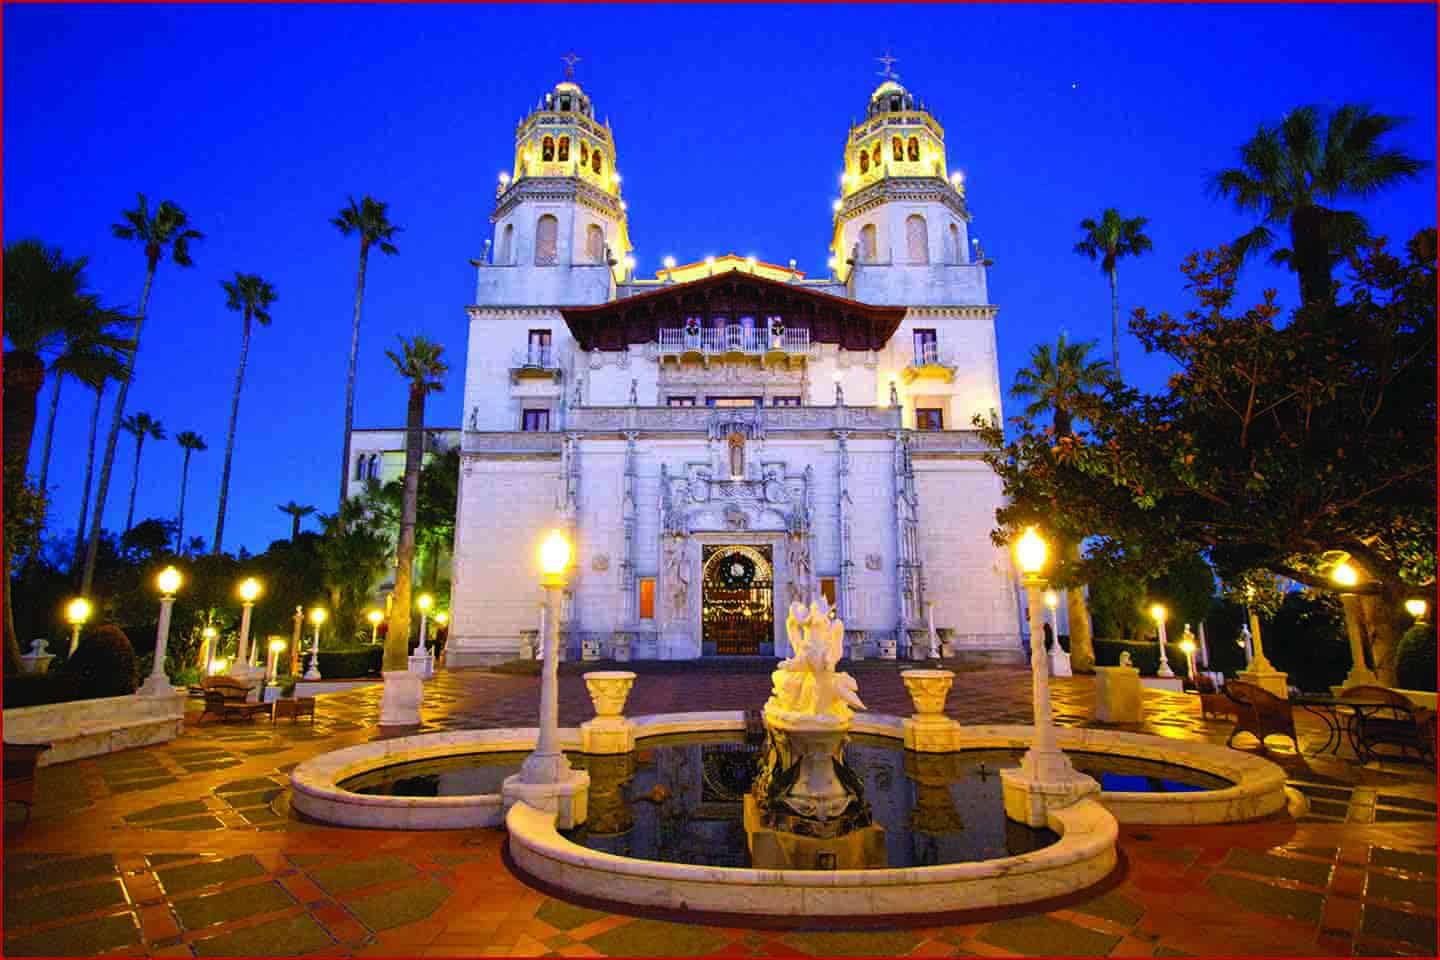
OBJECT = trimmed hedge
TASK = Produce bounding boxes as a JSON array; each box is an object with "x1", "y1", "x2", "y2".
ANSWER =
[
  {"x1": 316, "y1": 646, "x2": 384, "y2": 679},
  {"x1": 63, "y1": 624, "x2": 139, "y2": 698},
  {"x1": 2, "y1": 672, "x2": 87, "y2": 708},
  {"x1": 1093, "y1": 638, "x2": 1192, "y2": 678},
  {"x1": 1396, "y1": 623, "x2": 1437, "y2": 692}
]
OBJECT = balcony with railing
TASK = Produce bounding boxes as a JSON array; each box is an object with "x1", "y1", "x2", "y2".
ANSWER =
[
  {"x1": 901, "y1": 342, "x2": 958, "y2": 384},
  {"x1": 656, "y1": 325, "x2": 812, "y2": 360},
  {"x1": 509, "y1": 346, "x2": 562, "y2": 384}
]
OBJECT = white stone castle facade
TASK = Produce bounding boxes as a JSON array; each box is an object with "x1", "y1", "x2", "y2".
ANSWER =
[{"x1": 445, "y1": 72, "x2": 1023, "y2": 665}]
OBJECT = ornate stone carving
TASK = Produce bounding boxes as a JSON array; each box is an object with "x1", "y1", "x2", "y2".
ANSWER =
[
  {"x1": 723, "y1": 503, "x2": 749, "y2": 530},
  {"x1": 865, "y1": 553, "x2": 883, "y2": 571},
  {"x1": 584, "y1": 671, "x2": 636, "y2": 718}
]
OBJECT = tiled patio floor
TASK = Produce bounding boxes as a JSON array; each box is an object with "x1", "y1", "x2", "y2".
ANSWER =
[{"x1": 4, "y1": 663, "x2": 1435, "y2": 957}]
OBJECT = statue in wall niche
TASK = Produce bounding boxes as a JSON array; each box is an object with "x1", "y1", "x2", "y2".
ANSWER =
[
  {"x1": 787, "y1": 535, "x2": 813, "y2": 603},
  {"x1": 628, "y1": 378, "x2": 638, "y2": 405},
  {"x1": 665, "y1": 538, "x2": 690, "y2": 616},
  {"x1": 573, "y1": 379, "x2": 583, "y2": 408},
  {"x1": 890, "y1": 380, "x2": 900, "y2": 408}
]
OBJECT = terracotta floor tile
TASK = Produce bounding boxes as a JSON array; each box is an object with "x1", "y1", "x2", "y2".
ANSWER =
[
  {"x1": 139, "y1": 904, "x2": 182, "y2": 942},
  {"x1": 1321, "y1": 895, "x2": 1362, "y2": 934},
  {"x1": 1111, "y1": 934, "x2": 1156, "y2": 955}
]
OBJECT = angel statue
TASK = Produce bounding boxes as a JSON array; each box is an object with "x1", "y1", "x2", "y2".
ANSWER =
[{"x1": 766, "y1": 594, "x2": 864, "y2": 722}]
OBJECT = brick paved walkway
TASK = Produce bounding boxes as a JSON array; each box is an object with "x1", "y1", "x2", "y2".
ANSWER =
[{"x1": 4, "y1": 665, "x2": 1435, "y2": 957}]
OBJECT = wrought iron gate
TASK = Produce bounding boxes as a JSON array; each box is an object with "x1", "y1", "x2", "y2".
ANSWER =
[{"x1": 702, "y1": 545, "x2": 774, "y2": 656}]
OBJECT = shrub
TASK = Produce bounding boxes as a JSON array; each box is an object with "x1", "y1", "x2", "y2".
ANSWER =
[
  {"x1": 62, "y1": 623, "x2": 139, "y2": 698},
  {"x1": 2, "y1": 672, "x2": 87, "y2": 708},
  {"x1": 316, "y1": 646, "x2": 384, "y2": 679},
  {"x1": 1092, "y1": 638, "x2": 1192, "y2": 677},
  {"x1": 1396, "y1": 623, "x2": 1437, "y2": 692},
  {"x1": 279, "y1": 678, "x2": 298, "y2": 697}
]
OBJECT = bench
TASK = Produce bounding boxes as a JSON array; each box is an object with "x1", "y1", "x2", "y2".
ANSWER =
[
  {"x1": 4, "y1": 742, "x2": 51, "y2": 825},
  {"x1": 272, "y1": 697, "x2": 316, "y2": 725},
  {"x1": 200, "y1": 677, "x2": 271, "y2": 723},
  {"x1": 1194, "y1": 675, "x2": 1239, "y2": 722},
  {"x1": 1224, "y1": 681, "x2": 1299, "y2": 751},
  {"x1": 3, "y1": 694, "x2": 187, "y2": 766}
]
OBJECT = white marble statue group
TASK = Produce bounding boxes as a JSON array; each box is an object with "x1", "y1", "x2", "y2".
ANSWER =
[{"x1": 765, "y1": 595, "x2": 865, "y2": 724}]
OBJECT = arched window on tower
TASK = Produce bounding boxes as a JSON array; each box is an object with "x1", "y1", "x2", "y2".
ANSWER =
[
  {"x1": 907, "y1": 137, "x2": 920, "y2": 161},
  {"x1": 860, "y1": 224, "x2": 878, "y2": 263},
  {"x1": 859, "y1": 151, "x2": 870, "y2": 174},
  {"x1": 558, "y1": 136, "x2": 570, "y2": 162},
  {"x1": 535, "y1": 214, "x2": 559, "y2": 265},
  {"x1": 592, "y1": 150, "x2": 604, "y2": 175},
  {"x1": 586, "y1": 224, "x2": 605, "y2": 263},
  {"x1": 872, "y1": 143, "x2": 881, "y2": 167},
  {"x1": 892, "y1": 136, "x2": 904, "y2": 162},
  {"x1": 948, "y1": 223, "x2": 961, "y2": 264},
  {"x1": 580, "y1": 141, "x2": 589, "y2": 165},
  {"x1": 499, "y1": 224, "x2": 514, "y2": 264},
  {"x1": 542, "y1": 137, "x2": 555, "y2": 162},
  {"x1": 906, "y1": 215, "x2": 929, "y2": 264}
]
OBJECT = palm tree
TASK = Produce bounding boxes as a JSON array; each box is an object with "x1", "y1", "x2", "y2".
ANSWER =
[
  {"x1": 1213, "y1": 104, "x2": 1425, "y2": 306},
  {"x1": 383, "y1": 335, "x2": 448, "y2": 673},
  {"x1": 121, "y1": 412, "x2": 165, "y2": 533},
  {"x1": 332, "y1": 196, "x2": 401, "y2": 510},
  {"x1": 175, "y1": 431, "x2": 207, "y2": 553},
  {"x1": 278, "y1": 501, "x2": 317, "y2": 541},
  {"x1": 80, "y1": 195, "x2": 202, "y2": 596},
  {"x1": 71, "y1": 352, "x2": 131, "y2": 574},
  {"x1": 1011, "y1": 334, "x2": 1114, "y2": 673},
  {"x1": 1074, "y1": 210, "x2": 1152, "y2": 376},
  {"x1": 212, "y1": 273, "x2": 277, "y2": 555}
]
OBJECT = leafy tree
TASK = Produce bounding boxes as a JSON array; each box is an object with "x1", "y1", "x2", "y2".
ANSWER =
[
  {"x1": 1074, "y1": 209, "x2": 1153, "y2": 375},
  {"x1": 1088, "y1": 570, "x2": 1146, "y2": 640},
  {"x1": 214, "y1": 273, "x2": 277, "y2": 554},
  {"x1": 383, "y1": 335, "x2": 448, "y2": 672},
  {"x1": 358, "y1": 446, "x2": 460, "y2": 591},
  {"x1": 1212, "y1": 104, "x2": 1425, "y2": 306},
  {"x1": 174, "y1": 431, "x2": 207, "y2": 553},
  {"x1": 277, "y1": 501, "x2": 316, "y2": 541},
  {"x1": 120, "y1": 412, "x2": 165, "y2": 533},
  {"x1": 332, "y1": 195, "x2": 400, "y2": 509},
  {"x1": 121, "y1": 518, "x2": 178, "y2": 564},
  {"x1": 316, "y1": 500, "x2": 391, "y2": 647},
  {"x1": 82, "y1": 195, "x2": 202, "y2": 596}
]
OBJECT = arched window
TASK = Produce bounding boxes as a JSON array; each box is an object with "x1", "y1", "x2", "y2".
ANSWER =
[
  {"x1": 580, "y1": 141, "x2": 589, "y2": 164},
  {"x1": 906, "y1": 215, "x2": 929, "y2": 264},
  {"x1": 859, "y1": 150, "x2": 870, "y2": 174},
  {"x1": 585, "y1": 224, "x2": 605, "y2": 263},
  {"x1": 542, "y1": 137, "x2": 555, "y2": 162},
  {"x1": 369, "y1": 455, "x2": 381, "y2": 480},
  {"x1": 891, "y1": 137, "x2": 903, "y2": 161},
  {"x1": 592, "y1": 150, "x2": 604, "y2": 174},
  {"x1": 535, "y1": 214, "x2": 559, "y2": 265},
  {"x1": 871, "y1": 143, "x2": 881, "y2": 167},
  {"x1": 354, "y1": 456, "x2": 365, "y2": 480},
  {"x1": 859, "y1": 224, "x2": 878, "y2": 263},
  {"x1": 558, "y1": 136, "x2": 570, "y2": 162},
  {"x1": 499, "y1": 224, "x2": 514, "y2": 264},
  {"x1": 907, "y1": 137, "x2": 920, "y2": 161},
  {"x1": 948, "y1": 223, "x2": 960, "y2": 264}
]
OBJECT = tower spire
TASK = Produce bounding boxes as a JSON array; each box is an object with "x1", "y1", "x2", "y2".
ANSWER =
[
  {"x1": 561, "y1": 51, "x2": 581, "y2": 80},
  {"x1": 875, "y1": 50, "x2": 900, "y2": 83}
]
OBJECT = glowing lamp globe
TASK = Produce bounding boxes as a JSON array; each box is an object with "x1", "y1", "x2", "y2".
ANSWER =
[
  {"x1": 1405, "y1": 598, "x2": 1427, "y2": 618},
  {"x1": 417, "y1": 593, "x2": 434, "y2": 613},
  {"x1": 157, "y1": 566, "x2": 182, "y2": 597},
  {"x1": 1331, "y1": 562, "x2": 1359, "y2": 588},
  {"x1": 202, "y1": 626, "x2": 218, "y2": 640},
  {"x1": 1013, "y1": 527, "x2": 1047, "y2": 576},
  {"x1": 832, "y1": 199, "x2": 843, "y2": 212},
  {"x1": 1149, "y1": 604, "x2": 1167, "y2": 623},
  {"x1": 539, "y1": 530, "x2": 573, "y2": 577},
  {"x1": 367, "y1": 609, "x2": 383, "y2": 626},
  {"x1": 268, "y1": 638, "x2": 286, "y2": 654},
  {"x1": 1042, "y1": 589, "x2": 1058, "y2": 610},
  {"x1": 239, "y1": 577, "x2": 262, "y2": 603},
  {"x1": 210, "y1": 657, "x2": 228, "y2": 675},
  {"x1": 434, "y1": 611, "x2": 449, "y2": 626},
  {"x1": 1180, "y1": 637, "x2": 1196, "y2": 654},
  {"x1": 309, "y1": 608, "x2": 328, "y2": 626},
  {"x1": 66, "y1": 597, "x2": 92, "y2": 626}
]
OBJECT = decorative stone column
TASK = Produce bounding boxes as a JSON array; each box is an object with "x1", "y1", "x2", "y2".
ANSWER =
[
  {"x1": 139, "y1": 594, "x2": 178, "y2": 697},
  {"x1": 580, "y1": 671, "x2": 637, "y2": 754},
  {"x1": 1238, "y1": 600, "x2": 1291, "y2": 698},
  {"x1": 901, "y1": 669, "x2": 962, "y2": 752},
  {"x1": 1335, "y1": 592, "x2": 1380, "y2": 692}
]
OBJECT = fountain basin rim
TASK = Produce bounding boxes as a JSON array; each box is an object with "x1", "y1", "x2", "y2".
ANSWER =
[{"x1": 288, "y1": 710, "x2": 1288, "y2": 830}]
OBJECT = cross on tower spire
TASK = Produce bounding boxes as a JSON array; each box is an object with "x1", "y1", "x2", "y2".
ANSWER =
[
  {"x1": 875, "y1": 50, "x2": 900, "y2": 83},
  {"x1": 561, "y1": 51, "x2": 581, "y2": 80}
]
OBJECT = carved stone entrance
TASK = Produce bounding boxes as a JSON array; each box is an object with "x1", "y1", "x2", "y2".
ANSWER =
[{"x1": 702, "y1": 545, "x2": 774, "y2": 656}]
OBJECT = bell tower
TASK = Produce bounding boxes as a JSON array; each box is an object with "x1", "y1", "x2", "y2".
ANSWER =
[
  {"x1": 481, "y1": 58, "x2": 634, "y2": 301},
  {"x1": 828, "y1": 61, "x2": 983, "y2": 307}
]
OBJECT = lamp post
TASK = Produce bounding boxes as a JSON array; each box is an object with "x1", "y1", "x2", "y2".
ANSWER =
[
  {"x1": 230, "y1": 577, "x2": 262, "y2": 679},
  {"x1": 290, "y1": 606, "x2": 303, "y2": 676},
  {"x1": 417, "y1": 593, "x2": 434, "y2": 653},
  {"x1": 140, "y1": 566, "x2": 182, "y2": 696},
  {"x1": 367, "y1": 609, "x2": 383, "y2": 644},
  {"x1": 1042, "y1": 588, "x2": 1059, "y2": 650},
  {"x1": 305, "y1": 608, "x2": 326, "y2": 680},
  {"x1": 1043, "y1": 588, "x2": 1070, "y2": 677},
  {"x1": 1180, "y1": 633, "x2": 1197, "y2": 683},
  {"x1": 198, "y1": 625, "x2": 217, "y2": 674},
  {"x1": 65, "y1": 597, "x2": 92, "y2": 657},
  {"x1": 1149, "y1": 604, "x2": 1174, "y2": 677},
  {"x1": 1000, "y1": 527, "x2": 1096, "y2": 827},
  {"x1": 1332, "y1": 561, "x2": 1378, "y2": 689},
  {"x1": 434, "y1": 611, "x2": 449, "y2": 667},
  {"x1": 266, "y1": 638, "x2": 286, "y2": 684},
  {"x1": 1405, "y1": 598, "x2": 1428, "y2": 621}
]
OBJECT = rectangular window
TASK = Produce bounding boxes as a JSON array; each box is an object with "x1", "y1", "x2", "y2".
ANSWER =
[
  {"x1": 707, "y1": 397, "x2": 761, "y2": 408},
  {"x1": 820, "y1": 578, "x2": 838, "y2": 608},
  {"x1": 527, "y1": 329, "x2": 552, "y2": 367},
  {"x1": 913, "y1": 328, "x2": 938, "y2": 366},
  {"x1": 638, "y1": 578, "x2": 656, "y2": 620},
  {"x1": 667, "y1": 396, "x2": 697, "y2": 407},
  {"x1": 915, "y1": 407, "x2": 944, "y2": 431},
  {"x1": 772, "y1": 396, "x2": 802, "y2": 407},
  {"x1": 521, "y1": 409, "x2": 550, "y2": 432}
]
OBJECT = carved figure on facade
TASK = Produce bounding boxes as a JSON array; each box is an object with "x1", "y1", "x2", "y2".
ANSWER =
[
  {"x1": 665, "y1": 537, "x2": 691, "y2": 616},
  {"x1": 787, "y1": 534, "x2": 814, "y2": 604},
  {"x1": 628, "y1": 378, "x2": 638, "y2": 405}
]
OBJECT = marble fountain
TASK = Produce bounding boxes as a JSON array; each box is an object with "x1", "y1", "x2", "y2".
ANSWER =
[{"x1": 291, "y1": 596, "x2": 1292, "y2": 918}]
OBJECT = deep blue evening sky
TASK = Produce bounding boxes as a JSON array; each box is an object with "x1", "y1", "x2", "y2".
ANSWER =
[{"x1": 5, "y1": 4, "x2": 1435, "y2": 556}]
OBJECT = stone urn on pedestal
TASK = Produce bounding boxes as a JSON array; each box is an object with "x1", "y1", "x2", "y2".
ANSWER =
[
  {"x1": 901, "y1": 669, "x2": 964, "y2": 752},
  {"x1": 581, "y1": 671, "x2": 637, "y2": 754}
]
